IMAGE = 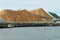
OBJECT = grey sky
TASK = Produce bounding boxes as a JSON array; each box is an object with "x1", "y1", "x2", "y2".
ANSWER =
[{"x1": 0, "y1": 0, "x2": 60, "y2": 16}]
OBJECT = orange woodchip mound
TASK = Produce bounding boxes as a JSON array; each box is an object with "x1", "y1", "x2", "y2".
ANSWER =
[{"x1": 0, "y1": 8, "x2": 53, "y2": 23}]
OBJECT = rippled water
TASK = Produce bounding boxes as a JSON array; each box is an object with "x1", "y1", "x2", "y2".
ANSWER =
[{"x1": 0, "y1": 26, "x2": 60, "y2": 40}]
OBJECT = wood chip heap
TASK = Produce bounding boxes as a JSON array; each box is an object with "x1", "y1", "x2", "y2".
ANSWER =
[{"x1": 0, "y1": 8, "x2": 53, "y2": 23}]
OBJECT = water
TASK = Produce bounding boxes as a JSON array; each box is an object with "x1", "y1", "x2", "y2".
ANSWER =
[{"x1": 0, "y1": 26, "x2": 60, "y2": 40}]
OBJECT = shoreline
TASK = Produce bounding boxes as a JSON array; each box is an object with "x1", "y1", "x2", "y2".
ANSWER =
[{"x1": 0, "y1": 23, "x2": 60, "y2": 28}]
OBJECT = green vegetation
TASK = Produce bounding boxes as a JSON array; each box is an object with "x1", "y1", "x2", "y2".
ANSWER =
[{"x1": 49, "y1": 12, "x2": 60, "y2": 18}]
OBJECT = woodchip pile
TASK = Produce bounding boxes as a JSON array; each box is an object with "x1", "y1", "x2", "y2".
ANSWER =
[{"x1": 0, "y1": 8, "x2": 53, "y2": 23}]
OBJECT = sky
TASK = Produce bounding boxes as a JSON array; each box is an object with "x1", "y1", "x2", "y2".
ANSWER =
[{"x1": 0, "y1": 0, "x2": 60, "y2": 16}]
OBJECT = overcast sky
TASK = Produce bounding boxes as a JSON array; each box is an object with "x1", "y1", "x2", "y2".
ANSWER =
[{"x1": 0, "y1": 0, "x2": 60, "y2": 16}]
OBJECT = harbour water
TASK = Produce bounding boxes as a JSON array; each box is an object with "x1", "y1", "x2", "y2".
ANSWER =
[{"x1": 0, "y1": 26, "x2": 60, "y2": 40}]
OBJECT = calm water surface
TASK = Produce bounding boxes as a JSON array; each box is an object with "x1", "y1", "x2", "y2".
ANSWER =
[{"x1": 0, "y1": 26, "x2": 60, "y2": 40}]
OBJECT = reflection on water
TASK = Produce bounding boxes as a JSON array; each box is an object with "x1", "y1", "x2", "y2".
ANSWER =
[{"x1": 0, "y1": 27, "x2": 60, "y2": 40}]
